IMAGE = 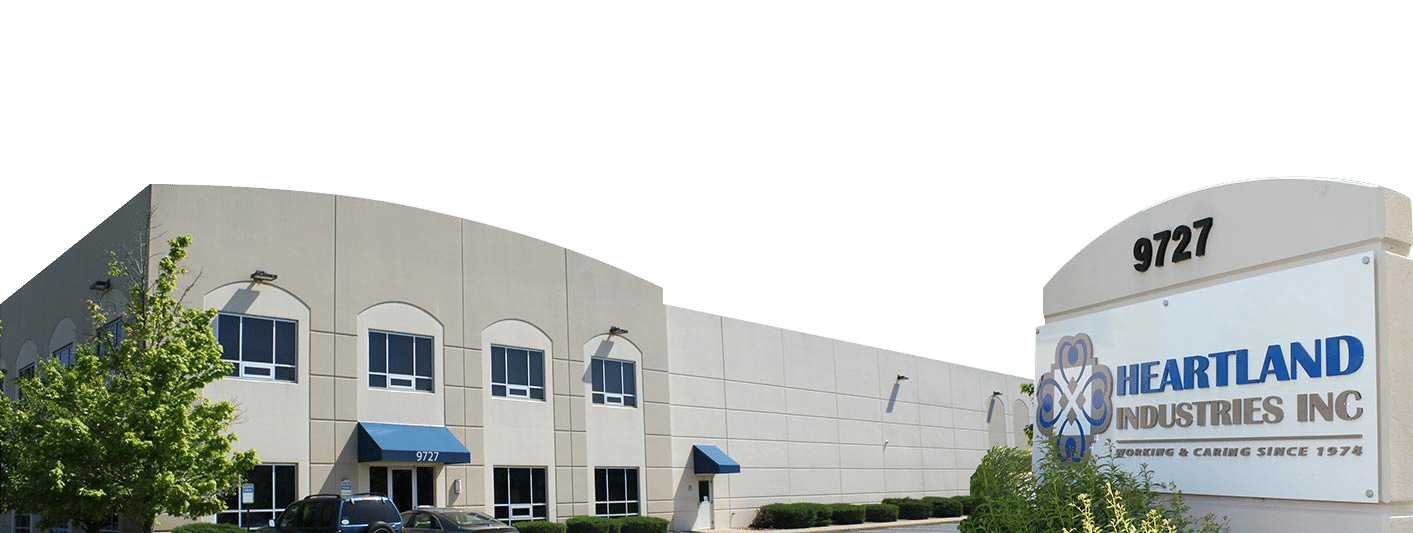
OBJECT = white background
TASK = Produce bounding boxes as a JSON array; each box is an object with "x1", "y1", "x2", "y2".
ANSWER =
[{"x1": 1038, "y1": 253, "x2": 1378, "y2": 502}]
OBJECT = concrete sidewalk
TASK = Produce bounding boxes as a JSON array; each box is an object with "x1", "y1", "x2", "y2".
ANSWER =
[{"x1": 702, "y1": 517, "x2": 965, "y2": 533}]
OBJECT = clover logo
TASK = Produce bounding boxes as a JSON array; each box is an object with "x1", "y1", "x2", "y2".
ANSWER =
[{"x1": 1035, "y1": 333, "x2": 1113, "y2": 462}]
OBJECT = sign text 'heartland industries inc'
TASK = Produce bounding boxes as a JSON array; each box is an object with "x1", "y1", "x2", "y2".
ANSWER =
[{"x1": 1036, "y1": 253, "x2": 1378, "y2": 503}]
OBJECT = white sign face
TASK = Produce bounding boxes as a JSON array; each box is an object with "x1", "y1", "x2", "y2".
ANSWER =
[
  {"x1": 1037, "y1": 253, "x2": 1378, "y2": 502},
  {"x1": 241, "y1": 483, "x2": 255, "y2": 504}
]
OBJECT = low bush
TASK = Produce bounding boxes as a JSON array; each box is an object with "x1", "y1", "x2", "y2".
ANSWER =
[
  {"x1": 957, "y1": 444, "x2": 1227, "y2": 533},
  {"x1": 864, "y1": 504, "x2": 898, "y2": 523},
  {"x1": 921, "y1": 496, "x2": 962, "y2": 518},
  {"x1": 617, "y1": 516, "x2": 669, "y2": 533},
  {"x1": 172, "y1": 523, "x2": 246, "y2": 533},
  {"x1": 828, "y1": 504, "x2": 865, "y2": 525},
  {"x1": 897, "y1": 500, "x2": 931, "y2": 520},
  {"x1": 516, "y1": 522, "x2": 568, "y2": 533},
  {"x1": 880, "y1": 498, "x2": 910, "y2": 506},
  {"x1": 566, "y1": 516, "x2": 620, "y2": 533},
  {"x1": 954, "y1": 495, "x2": 978, "y2": 515},
  {"x1": 751, "y1": 503, "x2": 831, "y2": 529}
]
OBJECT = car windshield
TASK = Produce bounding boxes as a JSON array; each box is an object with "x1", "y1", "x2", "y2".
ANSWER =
[{"x1": 443, "y1": 511, "x2": 505, "y2": 528}]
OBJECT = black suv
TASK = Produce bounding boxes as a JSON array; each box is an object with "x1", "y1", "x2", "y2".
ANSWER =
[{"x1": 259, "y1": 494, "x2": 404, "y2": 533}]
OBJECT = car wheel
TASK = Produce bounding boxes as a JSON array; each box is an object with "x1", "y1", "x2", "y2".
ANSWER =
[{"x1": 366, "y1": 521, "x2": 394, "y2": 533}]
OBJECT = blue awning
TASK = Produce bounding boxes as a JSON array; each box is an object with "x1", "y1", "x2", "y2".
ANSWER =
[
  {"x1": 693, "y1": 445, "x2": 740, "y2": 474},
  {"x1": 357, "y1": 422, "x2": 471, "y2": 464}
]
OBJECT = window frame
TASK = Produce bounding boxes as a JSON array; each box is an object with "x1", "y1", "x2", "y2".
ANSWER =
[
  {"x1": 53, "y1": 343, "x2": 75, "y2": 368},
  {"x1": 97, "y1": 319, "x2": 123, "y2": 358},
  {"x1": 368, "y1": 330, "x2": 434, "y2": 392},
  {"x1": 590, "y1": 358, "x2": 637, "y2": 407},
  {"x1": 492, "y1": 466, "x2": 548, "y2": 524},
  {"x1": 218, "y1": 463, "x2": 299, "y2": 530},
  {"x1": 216, "y1": 312, "x2": 299, "y2": 382},
  {"x1": 489, "y1": 345, "x2": 545, "y2": 401},
  {"x1": 593, "y1": 467, "x2": 640, "y2": 517}
]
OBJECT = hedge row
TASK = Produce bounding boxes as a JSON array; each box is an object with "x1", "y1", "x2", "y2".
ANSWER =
[
  {"x1": 172, "y1": 524, "x2": 246, "y2": 533},
  {"x1": 751, "y1": 496, "x2": 975, "y2": 529},
  {"x1": 521, "y1": 516, "x2": 668, "y2": 533}
]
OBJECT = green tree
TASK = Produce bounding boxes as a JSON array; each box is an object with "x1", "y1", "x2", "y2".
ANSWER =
[{"x1": 0, "y1": 235, "x2": 259, "y2": 533}]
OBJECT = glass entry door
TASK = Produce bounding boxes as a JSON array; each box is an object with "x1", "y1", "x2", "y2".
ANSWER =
[{"x1": 370, "y1": 466, "x2": 436, "y2": 511}]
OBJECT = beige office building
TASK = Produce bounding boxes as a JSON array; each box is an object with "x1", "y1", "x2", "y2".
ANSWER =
[{"x1": 0, "y1": 185, "x2": 1031, "y2": 532}]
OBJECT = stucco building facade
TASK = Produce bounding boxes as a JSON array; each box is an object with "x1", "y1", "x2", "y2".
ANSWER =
[{"x1": 0, "y1": 185, "x2": 1030, "y2": 532}]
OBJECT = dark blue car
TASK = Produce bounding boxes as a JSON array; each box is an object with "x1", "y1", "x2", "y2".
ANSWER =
[{"x1": 260, "y1": 494, "x2": 405, "y2": 533}]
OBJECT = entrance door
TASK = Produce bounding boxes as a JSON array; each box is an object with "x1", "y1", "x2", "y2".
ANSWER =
[
  {"x1": 392, "y1": 469, "x2": 414, "y2": 512},
  {"x1": 370, "y1": 466, "x2": 436, "y2": 511},
  {"x1": 693, "y1": 478, "x2": 713, "y2": 530}
]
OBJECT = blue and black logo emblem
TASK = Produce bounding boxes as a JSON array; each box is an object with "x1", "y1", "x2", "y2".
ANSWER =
[{"x1": 1036, "y1": 333, "x2": 1113, "y2": 462}]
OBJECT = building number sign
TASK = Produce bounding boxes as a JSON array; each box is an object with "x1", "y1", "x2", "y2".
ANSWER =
[
  {"x1": 415, "y1": 451, "x2": 440, "y2": 462},
  {"x1": 1133, "y1": 217, "x2": 1213, "y2": 272}
]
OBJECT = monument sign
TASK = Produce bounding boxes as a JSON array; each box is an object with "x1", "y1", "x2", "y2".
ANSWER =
[{"x1": 1039, "y1": 179, "x2": 1413, "y2": 532}]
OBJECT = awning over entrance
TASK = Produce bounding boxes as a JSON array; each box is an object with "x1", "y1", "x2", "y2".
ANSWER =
[
  {"x1": 692, "y1": 445, "x2": 740, "y2": 474},
  {"x1": 356, "y1": 422, "x2": 471, "y2": 464}
]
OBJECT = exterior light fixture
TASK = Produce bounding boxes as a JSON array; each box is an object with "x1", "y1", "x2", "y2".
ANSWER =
[
  {"x1": 89, "y1": 279, "x2": 112, "y2": 291},
  {"x1": 453, "y1": 479, "x2": 463, "y2": 494},
  {"x1": 987, "y1": 391, "x2": 1003, "y2": 422},
  {"x1": 609, "y1": 326, "x2": 629, "y2": 335},
  {"x1": 250, "y1": 270, "x2": 278, "y2": 282},
  {"x1": 896, "y1": 375, "x2": 909, "y2": 382}
]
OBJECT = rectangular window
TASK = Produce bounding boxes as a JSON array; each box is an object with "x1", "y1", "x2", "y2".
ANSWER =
[
  {"x1": 14, "y1": 513, "x2": 31, "y2": 533},
  {"x1": 590, "y1": 359, "x2": 636, "y2": 407},
  {"x1": 217, "y1": 313, "x2": 298, "y2": 382},
  {"x1": 97, "y1": 319, "x2": 123, "y2": 358},
  {"x1": 492, "y1": 466, "x2": 547, "y2": 524},
  {"x1": 594, "y1": 468, "x2": 640, "y2": 517},
  {"x1": 53, "y1": 344, "x2": 75, "y2": 368},
  {"x1": 16, "y1": 364, "x2": 35, "y2": 399},
  {"x1": 490, "y1": 345, "x2": 544, "y2": 400},
  {"x1": 368, "y1": 331, "x2": 434, "y2": 392},
  {"x1": 219, "y1": 464, "x2": 298, "y2": 530}
]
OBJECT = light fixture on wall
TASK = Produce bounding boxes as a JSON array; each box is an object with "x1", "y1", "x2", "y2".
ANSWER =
[
  {"x1": 250, "y1": 270, "x2": 278, "y2": 282},
  {"x1": 609, "y1": 326, "x2": 629, "y2": 336},
  {"x1": 987, "y1": 391, "x2": 1003, "y2": 422},
  {"x1": 896, "y1": 374, "x2": 909, "y2": 382},
  {"x1": 89, "y1": 279, "x2": 112, "y2": 291},
  {"x1": 453, "y1": 479, "x2": 463, "y2": 494}
]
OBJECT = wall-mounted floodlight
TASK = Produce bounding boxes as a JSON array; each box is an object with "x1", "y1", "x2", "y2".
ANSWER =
[
  {"x1": 453, "y1": 479, "x2": 463, "y2": 494},
  {"x1": 250, "y1": 270, "x2": 278, "y2": 282},
  {"x1": 896, "y1": 375, "x2": 909, "y2": 382},
  {"x1": 609, "y1": 326, "x2": 629, "y2": 335},
  {"x1": 987, "y1": 391, "x2": 1003, "y2": 422},
  {"x1": 89, "y1": 279, "x2": 112, "y2": 291}
]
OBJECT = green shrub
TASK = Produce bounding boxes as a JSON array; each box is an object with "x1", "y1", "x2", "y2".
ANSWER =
[
  {"x1": 616, "y1": 516, "x2": 669, "y2": 533},
  {"x1": 957, "y1": 443, "x2": 1227, "y2": 533},
  {"x1": 864, "y1": 504, "x2": 898, "y2": 523},
  {"x1": 954, "y1": 495, "x2": 978, "y2": 515},
  {"x1": 921, "y1": 496, "x2": 962, "y2": 518},
  {"x1": 828, "y1": 504, "x2": 865, "y2": 525},
  {"x1": 969, "y1": 446, "x2": 1032, "y2": 503},
  {"x1": 566, "y1": 516, "x2": 620, "y2": 533},
  {"x1": 880, "y1": 497, "x2": 910, "y2": 506},
  {"x1": 516, "y1": 522, "x2": 568, "y2": 533},
  {"x1": 897, "y1": 500, "x2": 931, "y2": 520},
  {"x1": 751, "y1": 503, "x2": 829, "y2": 529},
  {"x1": 172, "y1": 523, "x2": 246, "y2": 533}
]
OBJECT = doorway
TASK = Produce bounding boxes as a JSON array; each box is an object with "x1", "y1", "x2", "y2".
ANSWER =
[
  {"x1": 370, "y1": 466, "x2": 436, "y2": 511},
  {"x1": 693, "y1": 477, "x2": 714, "y2": 530}
]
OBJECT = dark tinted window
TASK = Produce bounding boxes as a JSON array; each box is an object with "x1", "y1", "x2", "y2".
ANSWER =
[{"x1": 343, "y1": 499, "x2": 401, "y2": 525}]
